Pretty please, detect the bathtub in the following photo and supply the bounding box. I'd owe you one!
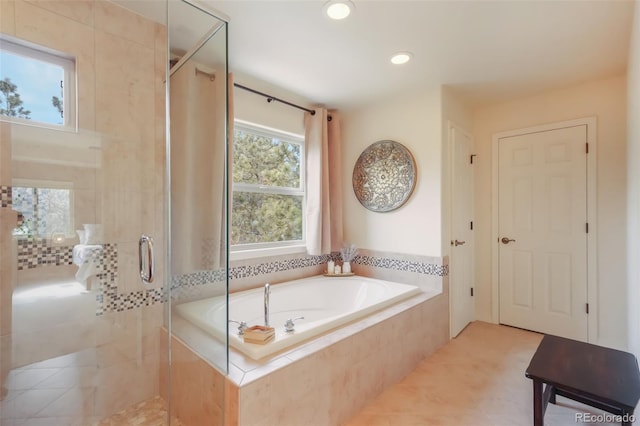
[173,275,422,360]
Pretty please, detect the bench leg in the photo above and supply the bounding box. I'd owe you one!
[548,385,556,405]
[533,380,544,426]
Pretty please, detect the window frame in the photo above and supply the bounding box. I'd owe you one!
[231,119,306,256]
[0,35,77,131]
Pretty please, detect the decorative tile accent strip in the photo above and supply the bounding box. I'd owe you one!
[168,252,448,301]
[171,269,227,290]
[93,251,447,315]
[0,185,11,208]
[229,254,332,280]
[354,254,449,277]
[105,288,166,312]
[17,239,74,270]
[94,243,166,315]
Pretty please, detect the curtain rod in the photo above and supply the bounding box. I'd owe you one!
[233,83,332,121]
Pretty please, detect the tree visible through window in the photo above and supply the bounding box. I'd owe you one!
[232,122,304,247]
[12,184,73,239]
[0,36,75,127]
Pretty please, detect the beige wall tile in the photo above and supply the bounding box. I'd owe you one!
[0,124,11,186]
[15,0,94,59]
[0,209,17,337]
[95,30,154,93]
[169,334,225,425]
[225,378,239,426]
[0,0,16,35]
[24,0,94,26]
[94,0,154,47]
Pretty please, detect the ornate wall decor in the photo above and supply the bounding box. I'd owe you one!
[352,140,417,212]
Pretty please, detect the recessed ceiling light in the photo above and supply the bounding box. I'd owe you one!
[390,52,413,65]
[324,0,354,20]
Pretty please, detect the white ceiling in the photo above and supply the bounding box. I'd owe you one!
[208,0,634,110]
[116,0,635,110]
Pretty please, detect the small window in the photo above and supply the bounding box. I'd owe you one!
[12,179,74,239]
[232,121,305,249]
[0,35,76,129]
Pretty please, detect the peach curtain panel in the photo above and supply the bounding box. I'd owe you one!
[170,62,226,274]
[305,108,344,255]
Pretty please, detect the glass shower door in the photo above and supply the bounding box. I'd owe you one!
[0,0,169,423]
[165,1,229,424]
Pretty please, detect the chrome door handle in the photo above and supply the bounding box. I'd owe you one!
[139,235,154,283]
[501,237,516,244]
[454,240,466,246]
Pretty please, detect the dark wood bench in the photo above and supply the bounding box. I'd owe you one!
[525,334,640,426]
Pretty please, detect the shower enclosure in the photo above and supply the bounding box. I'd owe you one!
[0,0,228,424]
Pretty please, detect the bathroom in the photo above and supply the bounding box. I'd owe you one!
[0,0,638,425]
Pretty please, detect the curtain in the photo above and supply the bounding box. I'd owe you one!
[227,73,234,254]
[170,61,226,274]
[305,108,343,255]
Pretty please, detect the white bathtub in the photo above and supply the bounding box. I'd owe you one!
[173,275,422,360]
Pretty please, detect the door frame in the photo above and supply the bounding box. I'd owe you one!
[490,117,597,343]
[448,120,475,338]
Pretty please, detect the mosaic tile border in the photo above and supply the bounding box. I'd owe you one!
[169,252,448,296]
[0,185,11,208]
[354,254,449,277]
[17,239,74,270]
[229,254,333,280]
[9,226,446,314]
[92,244,166,315]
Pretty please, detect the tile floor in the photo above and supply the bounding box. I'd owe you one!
[3,321,638,425]
[345,321,638,426]
[1,346,163,426]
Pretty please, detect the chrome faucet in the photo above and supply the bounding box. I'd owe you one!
[264,282,270,327]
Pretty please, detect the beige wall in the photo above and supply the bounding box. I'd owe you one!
[627,3,640,358]
[473,75,628,349]
[342,87,443,257]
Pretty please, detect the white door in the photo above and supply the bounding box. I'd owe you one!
[498,125,588,340]
[450,124,475,337]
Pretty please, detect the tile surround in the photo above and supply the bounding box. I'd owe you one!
[168,278,449,426]
[167,250,449,425]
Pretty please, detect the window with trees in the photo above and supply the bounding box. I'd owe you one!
[0,36,76,129]
[232,121,305,250]
[12,179,74,239]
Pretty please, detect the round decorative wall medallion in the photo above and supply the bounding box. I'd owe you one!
[352,140,417,212]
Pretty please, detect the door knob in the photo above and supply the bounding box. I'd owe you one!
[501,237,516,244]
[454,240,466,246]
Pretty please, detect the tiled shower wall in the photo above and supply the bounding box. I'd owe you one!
[0,0,167,419]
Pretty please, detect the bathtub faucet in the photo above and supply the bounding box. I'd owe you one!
[264,282,271,327]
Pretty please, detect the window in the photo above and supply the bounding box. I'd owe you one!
[12,179,74,239]
[232,121,305,250]
[0,35,76,129]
